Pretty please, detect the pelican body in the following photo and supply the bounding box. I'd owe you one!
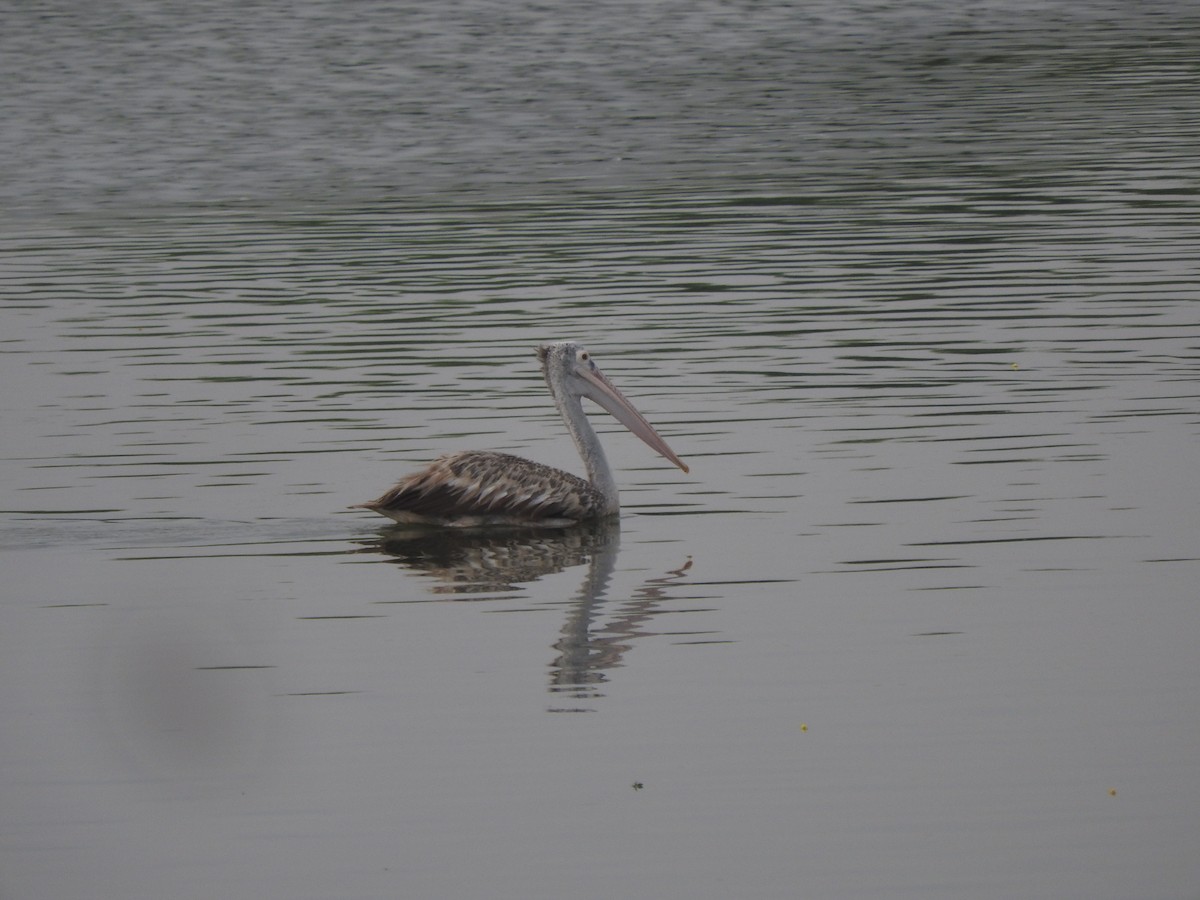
[354,341,688,527]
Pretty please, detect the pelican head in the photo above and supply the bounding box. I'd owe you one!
[537,341,689,473]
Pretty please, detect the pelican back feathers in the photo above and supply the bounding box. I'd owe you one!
[353,450,608,527]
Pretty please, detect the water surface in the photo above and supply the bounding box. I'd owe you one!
[2,2,1199,898]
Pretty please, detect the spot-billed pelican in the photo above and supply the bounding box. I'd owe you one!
[353,341,688,526]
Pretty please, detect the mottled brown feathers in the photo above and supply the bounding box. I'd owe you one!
[353,450,607,526]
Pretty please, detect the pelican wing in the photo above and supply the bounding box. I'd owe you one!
[355,451,604,525]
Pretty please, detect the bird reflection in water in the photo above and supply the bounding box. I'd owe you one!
[360,521,696,707]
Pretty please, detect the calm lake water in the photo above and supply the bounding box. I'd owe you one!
[3,2,1199,898]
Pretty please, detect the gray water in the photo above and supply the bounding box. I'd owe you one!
[3,2,1199,898]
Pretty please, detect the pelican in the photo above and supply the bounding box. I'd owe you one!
[353,341,688,527]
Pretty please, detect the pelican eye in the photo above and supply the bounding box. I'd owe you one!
[579,351,589,362]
